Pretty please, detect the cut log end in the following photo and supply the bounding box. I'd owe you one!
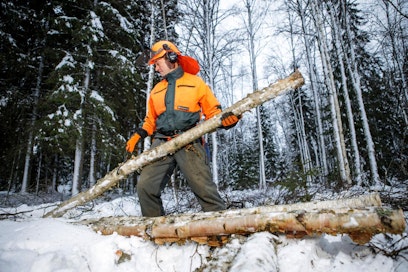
[348,231,375,245]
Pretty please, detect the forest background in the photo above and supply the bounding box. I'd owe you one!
[0,0,407,209]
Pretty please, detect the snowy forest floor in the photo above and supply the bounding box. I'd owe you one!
[0,181,408,272]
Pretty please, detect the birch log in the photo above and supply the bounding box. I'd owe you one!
[43,70,305,218]
[82,194,405,246]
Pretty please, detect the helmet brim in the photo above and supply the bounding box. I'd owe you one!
[148,50,166,65]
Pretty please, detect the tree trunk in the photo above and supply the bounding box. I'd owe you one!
[72,62,91,196]
[245,0,266,190]
[81,193,405,246]
[296,0,328,181]
[72,138,84,196]
[341,2,381,187]
[88,118,97,187]
[286,5,313,186]
[21,54,44,193]
[143,0,156,152]
[35,151,42,195]
[43,70,305,218]
[51,154,58,193]
[311,0,351,185]
[328,2,363,186]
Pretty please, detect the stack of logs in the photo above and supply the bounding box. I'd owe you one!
[81,193,406,246]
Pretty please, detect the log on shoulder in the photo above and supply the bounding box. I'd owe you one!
[81,194,406,246]
[44,70,305,218]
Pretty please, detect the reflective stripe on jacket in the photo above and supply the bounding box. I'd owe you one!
[142,67,222,136]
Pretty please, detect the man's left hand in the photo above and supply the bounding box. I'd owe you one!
[221,112,240,130]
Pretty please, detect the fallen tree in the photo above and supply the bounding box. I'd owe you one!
[81,193,406,246]
[44,70,305,218]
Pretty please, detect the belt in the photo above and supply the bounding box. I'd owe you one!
[154,131,202,144]
[156,129,186,137]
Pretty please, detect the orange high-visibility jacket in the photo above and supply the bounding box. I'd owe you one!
[142,68,222,136]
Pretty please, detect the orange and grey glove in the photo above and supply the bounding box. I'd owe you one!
[221,112,240,130]
[126,128,148,153]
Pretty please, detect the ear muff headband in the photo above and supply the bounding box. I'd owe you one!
[163,44,178,63]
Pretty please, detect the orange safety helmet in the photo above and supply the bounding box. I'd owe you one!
[148,40,200,75]
[148,40,180,65]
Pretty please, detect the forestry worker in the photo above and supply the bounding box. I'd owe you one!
[126,40,240,217]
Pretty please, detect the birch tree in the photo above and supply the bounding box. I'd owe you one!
[285,3,314,187]
[311,0,352,185]
[21,54,45,193]
[339,1,381,186]
[144,0,157,151]
[88,119,97,187]
[293,0,329,182]
[327,2,363,186]
[177,0,236,185]
[241,0,271,190]
[71,62,91,196]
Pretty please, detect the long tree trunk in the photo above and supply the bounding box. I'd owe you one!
[72,138,84,196]
[21,54,44,193]
[290,92,312,187]
[328,2,363,186]
[43,70,305,218]
[72,63,91,196]
[88,118,97,187]
[203,0,220,185]
[311,0,351,185]
[296,0,328,181]
[287,8,313,185]
[341,2,381,187]
[143,0,156,151]
[245,0,266,190]
[82,193,405,246]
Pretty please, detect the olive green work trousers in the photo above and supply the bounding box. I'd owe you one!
[136,138,226,217]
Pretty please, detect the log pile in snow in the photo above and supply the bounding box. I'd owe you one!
[81,193,406,246]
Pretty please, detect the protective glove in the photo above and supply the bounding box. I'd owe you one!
[126,128,148,153]
[221,112,240,130]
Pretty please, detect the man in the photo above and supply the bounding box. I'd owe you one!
[126,40,239,217]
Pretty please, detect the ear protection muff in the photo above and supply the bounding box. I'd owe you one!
[163,44,178,63]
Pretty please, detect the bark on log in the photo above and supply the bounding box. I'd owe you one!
[44,70,305,218]
[81,194,406,246]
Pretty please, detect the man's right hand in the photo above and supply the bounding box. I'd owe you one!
[126,128,148,153]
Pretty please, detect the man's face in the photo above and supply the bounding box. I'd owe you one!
[154,57,175,77]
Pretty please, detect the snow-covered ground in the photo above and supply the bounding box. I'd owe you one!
[0,188,407,272]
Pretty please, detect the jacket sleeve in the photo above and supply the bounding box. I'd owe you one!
[141,93,157,136]
[199,81,222,120]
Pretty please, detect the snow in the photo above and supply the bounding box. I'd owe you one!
[55,54,76,70]
[0,191,407,272]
